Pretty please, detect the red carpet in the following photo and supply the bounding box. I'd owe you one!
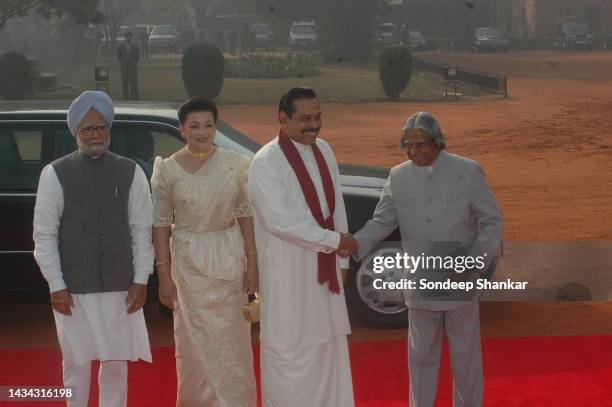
[1,336,611,406]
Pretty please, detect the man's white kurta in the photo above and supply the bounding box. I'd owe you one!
[248,136,354,407]
[33,163,154,366]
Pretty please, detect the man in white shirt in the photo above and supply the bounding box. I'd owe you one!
[33,91,154,407]
[248,87,357,407]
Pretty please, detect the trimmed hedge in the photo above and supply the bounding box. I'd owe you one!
[182,43,224,99]
[379,45,412,100]
[0,52,34,100]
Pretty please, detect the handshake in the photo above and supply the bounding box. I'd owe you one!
[335,233,358,258]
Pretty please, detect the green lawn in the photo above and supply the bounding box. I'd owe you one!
[35,63,494,105]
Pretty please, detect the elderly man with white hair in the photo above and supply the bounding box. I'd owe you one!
[33,91,154,407]
[354,112,504,407]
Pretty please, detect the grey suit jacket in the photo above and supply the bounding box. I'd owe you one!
[354,151,504,311]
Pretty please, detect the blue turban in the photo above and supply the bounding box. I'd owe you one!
[67,91,115,137]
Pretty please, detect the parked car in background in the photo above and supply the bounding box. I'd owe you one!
[250,23,274,48]
[116,25,132,44]
[0,101,408,327]
[133,24,151,38]
[376,22,399,46]
[400,29,427,51]
[554,20,594,51]
[473,27,509,53]
[289,20,318,48]
[149,24,179,53]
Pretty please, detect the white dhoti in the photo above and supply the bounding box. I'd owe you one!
[53,292,152,407]
[261,335,355,407]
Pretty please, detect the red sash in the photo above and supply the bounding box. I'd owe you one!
[278,129,340,294]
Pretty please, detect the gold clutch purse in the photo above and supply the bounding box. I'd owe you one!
[242,294,260,323]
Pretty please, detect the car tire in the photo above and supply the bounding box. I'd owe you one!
[345,244,408,328]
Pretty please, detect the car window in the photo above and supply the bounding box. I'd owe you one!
[49,122,255,179]
[409,31,423,39]
[152,26,175,35]
[53,127,77,159]
[477,28,501,36]
[292,25,315,34]
[253,25,271,33]
[50,123,183,180]
[214,131,255,157]
[151,130,184,158]
[0,125,43,191]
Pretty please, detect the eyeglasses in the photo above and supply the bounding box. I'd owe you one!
[401,141,433,150]
[78,124,109,137]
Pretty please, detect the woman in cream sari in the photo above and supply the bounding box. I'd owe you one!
[151,96,257,406]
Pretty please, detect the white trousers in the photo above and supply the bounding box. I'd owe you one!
[408,301,483,407]
[63,360,128,407]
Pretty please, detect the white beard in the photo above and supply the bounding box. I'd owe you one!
[78,137,111,158]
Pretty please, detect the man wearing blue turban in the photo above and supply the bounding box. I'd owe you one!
[33,91,154,407]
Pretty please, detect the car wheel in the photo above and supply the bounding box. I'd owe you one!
[345,243,408,328]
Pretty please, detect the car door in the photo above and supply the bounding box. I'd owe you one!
[0,120,59,300]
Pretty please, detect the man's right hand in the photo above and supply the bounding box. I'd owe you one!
[335,233,358,258]
[51,289,74,316]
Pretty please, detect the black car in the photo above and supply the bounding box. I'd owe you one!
[473,27,509,53]
[0,101,406,327]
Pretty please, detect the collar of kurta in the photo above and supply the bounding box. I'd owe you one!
[277,129,340,294]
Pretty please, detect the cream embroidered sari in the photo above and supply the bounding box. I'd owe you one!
[152,148,256,407]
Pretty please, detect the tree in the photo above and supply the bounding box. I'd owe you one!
[0,0,104,30]
[255,0,388,62]
[99,0,141,52]
[325,0,388,62]
[141,0,192,18]
[187,0,214,34]
[0,1,38,31]
[255,0,324,19]
[37,0,105,25]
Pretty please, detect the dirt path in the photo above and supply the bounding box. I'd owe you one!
[219,51,612,241]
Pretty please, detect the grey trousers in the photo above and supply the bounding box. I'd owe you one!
[408,302,483,407]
